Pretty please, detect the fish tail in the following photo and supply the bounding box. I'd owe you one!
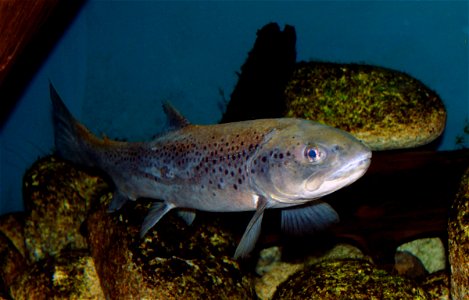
[50,83,98,167]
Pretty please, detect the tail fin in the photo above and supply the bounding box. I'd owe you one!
[50,83,95,166]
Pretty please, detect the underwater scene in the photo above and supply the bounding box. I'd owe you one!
[0,1,468,299]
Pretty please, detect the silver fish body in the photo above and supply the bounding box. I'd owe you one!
[50,84,371,258]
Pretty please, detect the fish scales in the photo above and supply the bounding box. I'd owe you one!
[50,83,372,258]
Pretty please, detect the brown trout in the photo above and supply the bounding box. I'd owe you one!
[50,84,371,258]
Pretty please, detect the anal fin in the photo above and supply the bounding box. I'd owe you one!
[177,210,196,225]
[281,201,339,236]
[140,202,175,238]
[234,196,268,259]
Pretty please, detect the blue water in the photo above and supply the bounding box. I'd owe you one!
[1,1,468,214]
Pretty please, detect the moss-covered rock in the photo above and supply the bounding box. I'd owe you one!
[285,62,446,150]
[0,213,26,259]
[273,259,429,299]
[8,250,104,300]
[396,237,446,276]
[0,232,27,295]
[254,244,371,300]
[421,271,450,300]
[22,156,108,262]
[85,194,254,299]
[448,167,469,300]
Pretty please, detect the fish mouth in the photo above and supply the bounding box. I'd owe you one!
[328,152,371,180]
[305,152,372,195]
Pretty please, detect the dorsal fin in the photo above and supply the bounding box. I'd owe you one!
[162,101,191,130]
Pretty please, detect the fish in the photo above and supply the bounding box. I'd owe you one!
[50,83,372,258]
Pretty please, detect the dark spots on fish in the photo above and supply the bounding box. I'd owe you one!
[230,171,235,177]
[261,156,267,163]
[224,169,229,175]
[331,144,342,153]
[233,184,238,190]
[238,178,242,184]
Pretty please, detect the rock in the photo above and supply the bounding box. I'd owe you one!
[421,271,450,300]
[255,261,303,300]
[285,62,446,150]
[273,259,429,299]
[396,237,446,276]
[0,232,27,294]
[8,250,104,299]
[448,167,469,300]
[304,243,368,266]
[0,212,26,258]
[22,155,108,262]
[394,251,428,279]
[255,247,302,300]
[85,194,254,299]
[254,243,369,300]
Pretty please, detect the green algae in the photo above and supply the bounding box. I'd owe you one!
[285,62,445,133]
[273,259,429,299]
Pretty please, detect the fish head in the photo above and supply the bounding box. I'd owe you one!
[249,119,371,204]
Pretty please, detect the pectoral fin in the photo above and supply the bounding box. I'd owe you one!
[234,196,268,259]
[140,202,175,238]
[281,201,339,236]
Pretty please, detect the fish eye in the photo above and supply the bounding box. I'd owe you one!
[304,146,323,163]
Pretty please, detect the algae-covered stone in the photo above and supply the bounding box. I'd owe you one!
[85,194,254,299]
[394,251,428,279]
[285,62,446,150]
[421,271,450,300]
[0,212,26,258]
[396,237,446,275]
[448,167,469,300]
[255,247,303,300]
[22,155,109,262]
[0,232,27,294]
[254,244,370,300]
[9,250,104,300]
[273,259,429,299]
